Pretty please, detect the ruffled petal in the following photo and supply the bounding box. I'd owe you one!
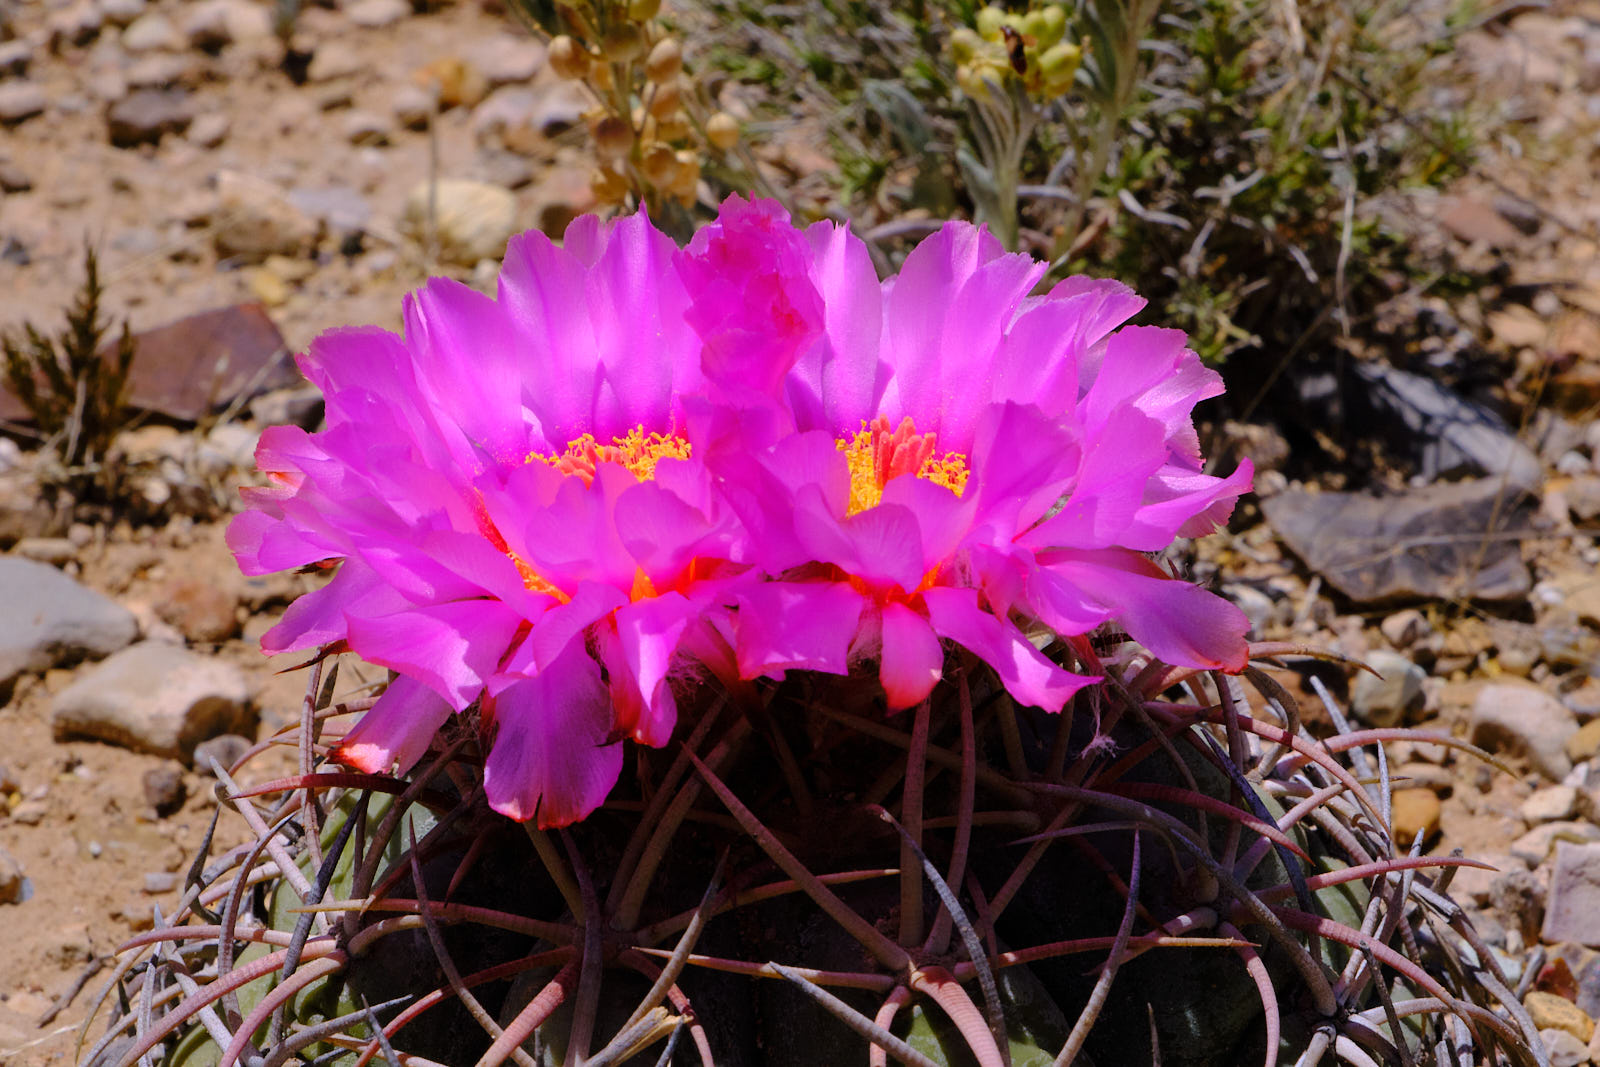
[483,646,624,826]
[259,557,410,654]
[608,593,693,747]
[344,598,524,710]
[878,601,944,710]
[921,586,1096,712]
[734,581,866,679]
[1039,548,1250,672]
[332,674,453,775]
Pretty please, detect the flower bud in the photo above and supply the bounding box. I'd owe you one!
[1038,5,1067,46]
[669,150,700,204]
[655,115,689,141]
[590,166,628,204]
[548,35,589,79]
[705,111,739,150]
[645,37,682,82]
[949,27,982,63]
[975,5,1004,39]
[641,144,679,186]
[647,77,681,117]
[591,60,614,91]
[1021,9,1047,41]
[601,24,646,63]
[627,0,660,19]
[1037,41,1081,89]
[593,115,633,161]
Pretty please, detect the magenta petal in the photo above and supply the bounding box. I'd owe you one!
[610,594,692,747]
[794,497,928,595]
[333,674,453,775]
[483,647,624,827]
[735,581,865,679]
[921,586,1095,712]
[260,558,410,654]
[1041,548,1250,672]
[344,599,524,710]
[878,601,944,710]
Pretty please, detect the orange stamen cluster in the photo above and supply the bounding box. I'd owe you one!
[536,427,692,487]
[838,416,971,515]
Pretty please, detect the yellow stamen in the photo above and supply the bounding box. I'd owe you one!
[838,416,971,516]
[535,426,692,487]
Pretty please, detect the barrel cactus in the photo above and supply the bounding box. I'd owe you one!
[86,199,1534,1067]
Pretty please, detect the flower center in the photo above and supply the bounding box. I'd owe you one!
[838,416,970,516]
[535,427,692,487]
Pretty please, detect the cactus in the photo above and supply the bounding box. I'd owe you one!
[84,640,1536,1067]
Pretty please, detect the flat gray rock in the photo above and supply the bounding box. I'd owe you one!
[1262,478,1534,605]
[1542,842,1600,948]
[51,641,254,762]
[1472,682,1578,782]
[0,558,138,688]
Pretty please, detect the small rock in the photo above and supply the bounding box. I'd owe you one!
[342,109,391,145]
[107,88,193,147]
[0,763,17,794]
[12,537,79,565]
[402,178,517,267]
[98,0,147,26]
[193,733,253,775]
[48,2,103,47]
[11,801,46,825]
[247,266,289,307]
[141,764,185,816]
[0,82,47,125]
[186,111,229,148]
[1392,761,1453,793]
[1568,719,1600,763]
[142,871,178,894]
[0,844,22,905]
[248,385,324,428]
[390,83,434,129]
[471,86,540,151]
[466,33,545,85]
[1380,608,1430,650]
[0,158,24,194]
[345,0,409,27]
[213,170,317,259]
[1542,1027,1588,1067]
[1488,305,1548,349]
[1350,650,1426,727]
[1472,683,1579,781]
[532,81,588,136]
[1438,195,1527,248]
[1450,851,1523,907]
[1524,786,1583,824]
[156,578,239,642]
[47,923,91,967]
[1390,787,1441,847]
[1527,990,1597,1043]
[1512,821,1600,866]
[306,41,365,82]
[0,558,139,690]
[126,53,200,90]
[0,41,33,77]
[182,0,272,48]
[286,184,372,240]
[1545,843,1600,948]
[120,12,182,51]
[51,642,255,762]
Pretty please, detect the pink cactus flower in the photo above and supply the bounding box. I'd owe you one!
[681,197,1253,711]
[229,213,747,827]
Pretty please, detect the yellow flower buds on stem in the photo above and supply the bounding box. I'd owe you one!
[705,111,739,151]
[593,114,633,161]
[549,35,589,79]
[645,38,682,82]
[601,24,645,63]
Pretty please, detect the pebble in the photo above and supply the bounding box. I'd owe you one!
[0,844,23,905]
[0,40,32,77]
[286,184,372,241]
[155,578,239,643]
[1527,990,1598,1043]
[1350,650,1426,727]
[401,178,517,267]
[466,33,545,85]
[390,83,434,129]
[50,641,255,763]
[182,0,272,49]
[0,558,139,690]
[1392,761,1453,793]
[0,763,17,794]
[471,86,541,152]
[1512,821,1600,865]
[531,80,589,136]
[48,2,103,47]
[12,537,79,565]
[1568,719,1600,763]
[107,88,193,146]
[11,801,46,825]
[0,82,47,124]
[120,12,183,52]
[1545,842,1600,947]
[1451,851,1524,906]
[306,41,365,82]
[1543,1027,1589,1067]
[98,0,147,26]
[142,871,178,894]
[186,111,230,148]
[1472,682,1579,781]
[125,54,199,90]
[213,169,317,259]
[1380,608,1431,649]
[141,764,185,816]
[248,384,324,429]
[1390,787,1442,847]
[1524,785,1584,824]
[193,733,253,775]
[345,0,409,28]
[342,109,392,145]
[413,56,486,109]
